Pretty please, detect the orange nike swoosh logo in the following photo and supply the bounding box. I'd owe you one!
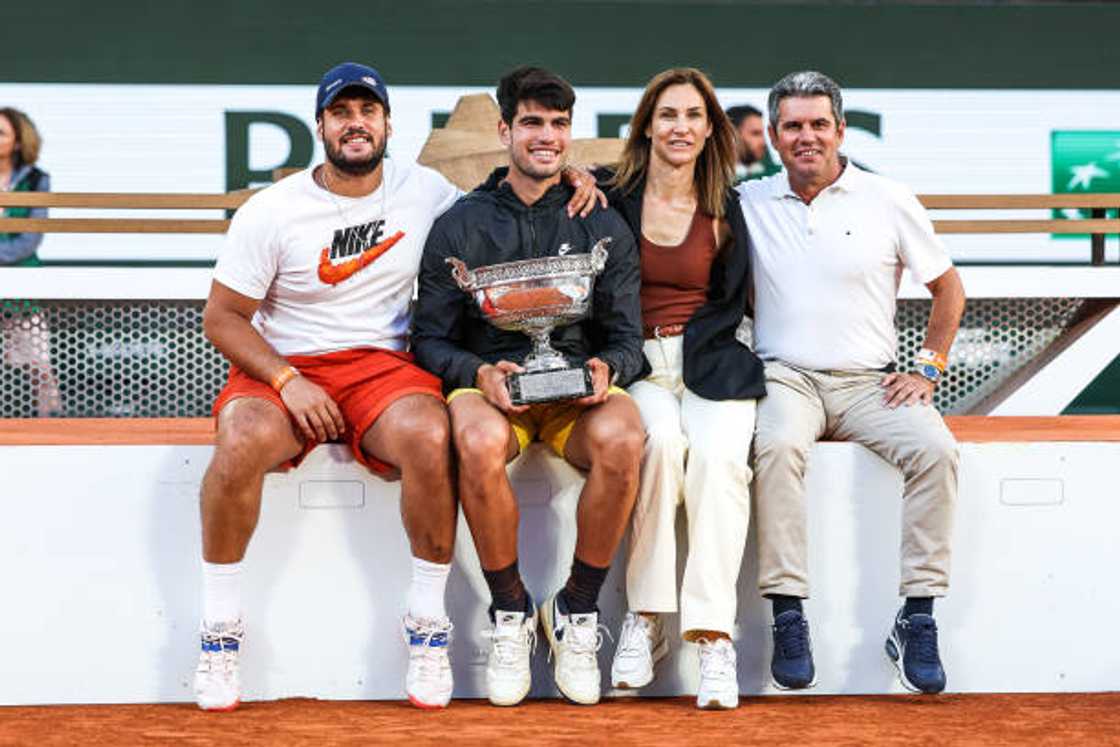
[317,230,406,285]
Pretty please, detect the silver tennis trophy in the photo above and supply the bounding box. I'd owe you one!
[447,237,611,405]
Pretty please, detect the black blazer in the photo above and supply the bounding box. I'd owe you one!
[602,172,766,401]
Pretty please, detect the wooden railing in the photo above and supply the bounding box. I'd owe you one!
[921,193,1120,265]
[1,192,1118,263]
[0,191,249,234]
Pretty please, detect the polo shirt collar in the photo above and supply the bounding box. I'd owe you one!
[829,157,860,192]
[772,156,859,200]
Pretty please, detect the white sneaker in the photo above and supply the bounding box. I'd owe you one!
[194,619,244,711]
[539,594,605,705]
[481,607,536,706]
[403,615,454,709]
[611,612,668,689]
[696,637,739,710]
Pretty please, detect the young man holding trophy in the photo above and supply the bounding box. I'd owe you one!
[412,66,645,707]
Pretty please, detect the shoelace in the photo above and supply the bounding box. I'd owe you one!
[773,616,810,658]
[697,639,736,680]
[404,619,454,648]
[482,622,536,667]
[403,619,454,677]
[617,613,655,658]
[905,618,940,664]
[554,619,610,668]
[199,629,243,675]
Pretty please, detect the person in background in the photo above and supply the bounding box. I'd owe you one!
[603,69,766,710]
[725,104,781,184]
[0,107,60,417]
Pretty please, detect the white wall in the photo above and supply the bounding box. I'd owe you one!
[0,438,1116,705]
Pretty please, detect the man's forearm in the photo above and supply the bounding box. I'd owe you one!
[203,310,290,384]
[921,268,966,357]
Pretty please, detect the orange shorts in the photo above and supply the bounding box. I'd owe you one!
[212,347,444,475]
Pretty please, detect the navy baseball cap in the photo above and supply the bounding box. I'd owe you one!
[315,62,390,120]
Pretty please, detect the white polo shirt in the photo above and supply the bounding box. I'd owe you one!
[737,163,951,371]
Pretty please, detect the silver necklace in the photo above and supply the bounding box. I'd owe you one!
[317,163,389,227]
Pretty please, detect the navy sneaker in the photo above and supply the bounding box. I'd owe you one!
[885,609,946,694]
[770,610,816,689]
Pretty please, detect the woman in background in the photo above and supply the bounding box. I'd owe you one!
[602,68,765,709]
[1,107,60,416]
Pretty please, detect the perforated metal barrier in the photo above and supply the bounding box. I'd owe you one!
[0,298,1088,418]
[1,301,224,418]
[896,297,1084,413]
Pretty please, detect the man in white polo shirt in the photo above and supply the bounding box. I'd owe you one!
[739,70,966,695]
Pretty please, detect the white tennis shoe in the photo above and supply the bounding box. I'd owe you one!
[540,593,605,705]
[696,637,739,710]
[403,615,454,709]
[482,607,536,706]
[194,619,244,712]
[611,611,668,689]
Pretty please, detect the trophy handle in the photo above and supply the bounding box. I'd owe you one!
[446,257,477,290]
[590,237,611,273]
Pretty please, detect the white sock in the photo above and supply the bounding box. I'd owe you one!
[202,560,242,626]
[406,556,451,621]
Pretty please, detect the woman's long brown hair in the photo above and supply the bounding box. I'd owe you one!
[609,67,736,218]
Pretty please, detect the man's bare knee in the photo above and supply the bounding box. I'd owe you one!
[212,400,297,480]
[585,412,644,471]
[455,417,511,467]
[387,398,452,469]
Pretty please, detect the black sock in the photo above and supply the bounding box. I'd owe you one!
[483,560,527,614]
[767,594,804,619]
[903,597,934,618]
[562,557,609,614]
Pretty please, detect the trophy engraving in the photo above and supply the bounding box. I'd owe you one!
[447,238,611,405]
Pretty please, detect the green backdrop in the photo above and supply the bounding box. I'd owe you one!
[5,1,1119,89]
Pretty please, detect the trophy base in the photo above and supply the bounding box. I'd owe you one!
[507,365,594,405]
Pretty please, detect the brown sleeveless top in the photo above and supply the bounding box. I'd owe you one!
[639,209,717,337]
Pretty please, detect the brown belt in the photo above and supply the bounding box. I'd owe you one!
[644,323,686,339]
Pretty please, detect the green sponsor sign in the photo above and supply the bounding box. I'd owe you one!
[1051,131,1120,235]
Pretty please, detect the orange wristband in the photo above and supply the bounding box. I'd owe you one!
[270,365,299,392]
[915,348,948,372]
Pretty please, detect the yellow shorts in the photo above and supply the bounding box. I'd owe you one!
[447,386,628,457]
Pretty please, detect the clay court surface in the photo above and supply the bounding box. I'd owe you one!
[1,693,1117,746]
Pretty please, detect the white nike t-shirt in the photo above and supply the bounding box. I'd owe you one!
[213,161,460,356]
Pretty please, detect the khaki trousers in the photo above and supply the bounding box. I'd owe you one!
[625,336,757,635]
[753,360,959,599]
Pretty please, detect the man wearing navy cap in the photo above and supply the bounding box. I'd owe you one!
[195,60,462,711]
[193,61,605,713]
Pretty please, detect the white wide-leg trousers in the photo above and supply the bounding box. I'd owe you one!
[625,335,756,636]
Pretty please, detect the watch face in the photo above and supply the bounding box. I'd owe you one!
[918,363,941,382]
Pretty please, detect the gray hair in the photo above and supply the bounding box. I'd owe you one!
[767,70,844,126]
